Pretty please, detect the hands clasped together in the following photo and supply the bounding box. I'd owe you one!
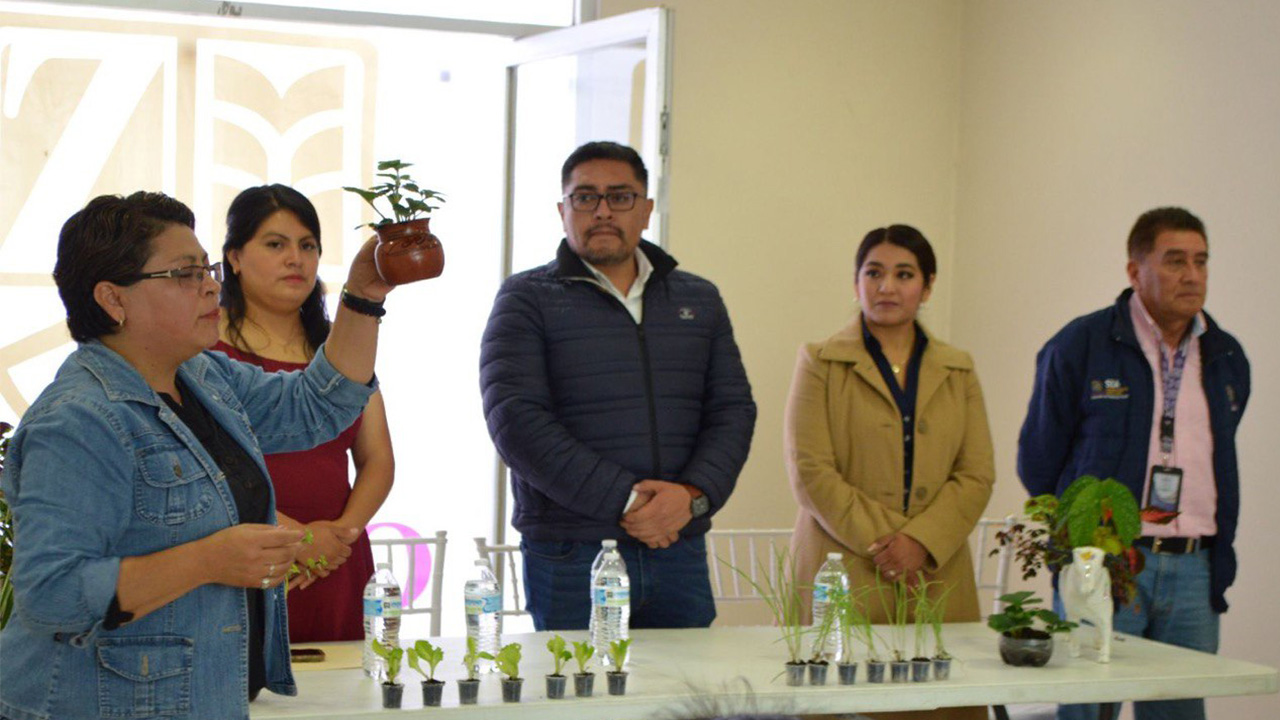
[620,479,695,549]
[867,532,930,587]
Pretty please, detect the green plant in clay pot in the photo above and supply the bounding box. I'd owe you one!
[343,159,446,285]
[406,639,445,706]
[369,639,404,708]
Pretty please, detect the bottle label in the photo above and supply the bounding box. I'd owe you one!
[364,597,402,617]
[813,582,832,604]
[593,587,630,607]
[465,593,502,615]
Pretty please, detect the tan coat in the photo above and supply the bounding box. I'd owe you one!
[786,320,994,720]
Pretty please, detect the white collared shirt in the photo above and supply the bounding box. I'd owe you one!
[583,248,652,324]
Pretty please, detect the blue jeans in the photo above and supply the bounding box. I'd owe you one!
[521,535,716,630]
[1056,547,1220,720]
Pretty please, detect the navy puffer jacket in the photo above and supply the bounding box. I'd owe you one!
[480,240,756,542]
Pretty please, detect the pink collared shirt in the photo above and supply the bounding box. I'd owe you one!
[1130,293,1216,537]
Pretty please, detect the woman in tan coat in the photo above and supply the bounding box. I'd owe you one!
[787,225,993,720]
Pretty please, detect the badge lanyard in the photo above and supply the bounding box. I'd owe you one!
[1157,337,1190,465]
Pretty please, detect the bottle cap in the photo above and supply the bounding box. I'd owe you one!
[602,539,617,549]
[827,552,843,560]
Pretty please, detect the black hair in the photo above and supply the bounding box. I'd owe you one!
[1127,207,1206,260]
[220,184,329,355]
[855,224,937,288]
[54,192,196,342]
[561,141,648,190]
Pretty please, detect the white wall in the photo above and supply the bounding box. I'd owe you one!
[954,2,1280,715]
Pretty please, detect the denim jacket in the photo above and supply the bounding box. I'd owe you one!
[0,341,374,720]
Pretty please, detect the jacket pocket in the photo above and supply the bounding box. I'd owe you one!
[96,636,194,718]
[135,444,215,526]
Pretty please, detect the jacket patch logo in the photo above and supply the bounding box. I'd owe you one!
[1090,378,1129,400]
[678,307,696,320]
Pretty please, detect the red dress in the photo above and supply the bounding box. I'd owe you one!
[215,341,375,642]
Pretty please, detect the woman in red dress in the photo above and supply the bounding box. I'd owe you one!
[216,185,394,642]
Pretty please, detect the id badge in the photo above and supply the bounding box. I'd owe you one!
[1146,465,1183,513]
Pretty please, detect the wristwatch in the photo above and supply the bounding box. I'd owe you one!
[690,494,710,519]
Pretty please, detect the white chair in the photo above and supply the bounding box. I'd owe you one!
[973,515,1016,617]
[472,536,530,618]
[369,530,448,637]
[704,528,792,602]
[975,517,1055,720]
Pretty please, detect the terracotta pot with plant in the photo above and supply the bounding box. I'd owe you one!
[344,160,445,285]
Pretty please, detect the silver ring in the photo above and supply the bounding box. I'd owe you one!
[267,563,276,576]
[260,577,271,589]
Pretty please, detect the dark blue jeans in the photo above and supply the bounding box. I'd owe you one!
[521,535,716,630]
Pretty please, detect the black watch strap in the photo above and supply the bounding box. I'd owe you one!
[341,285,386,318]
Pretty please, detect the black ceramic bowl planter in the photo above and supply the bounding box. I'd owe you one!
[546,673,567,699]
[457,678,480,704]
[381,682,404,709]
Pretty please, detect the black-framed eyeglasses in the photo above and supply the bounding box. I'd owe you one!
[563,191,641,212]
[122,262,223,289]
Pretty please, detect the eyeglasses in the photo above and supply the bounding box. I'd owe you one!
[563,191,641,212]
[122,262,223,289]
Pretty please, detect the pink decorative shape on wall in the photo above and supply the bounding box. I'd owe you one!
[366,523,431,605]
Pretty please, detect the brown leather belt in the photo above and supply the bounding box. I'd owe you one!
[1135,536,1215,554]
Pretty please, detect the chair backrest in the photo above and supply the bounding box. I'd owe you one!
[472,537,530,618]
[369,530,448,636]
[704,528,792,602]
[973,516,1015,617]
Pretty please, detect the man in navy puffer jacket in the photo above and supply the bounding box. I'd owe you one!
[480,141,756,630]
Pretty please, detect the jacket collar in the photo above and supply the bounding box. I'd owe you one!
[1111,287,1231,362]
[551,238,678,285]
[817,315,972,410]
[75,340,211,406]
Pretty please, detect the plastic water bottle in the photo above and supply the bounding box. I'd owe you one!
[362,563,402,679]
[589,539,631,670]
[812,552,849,662]
[464,559,502,672]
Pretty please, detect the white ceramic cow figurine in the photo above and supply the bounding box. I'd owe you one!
[1061,546,1113,663]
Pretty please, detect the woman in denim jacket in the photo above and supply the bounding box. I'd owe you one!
[0,192,393,720]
